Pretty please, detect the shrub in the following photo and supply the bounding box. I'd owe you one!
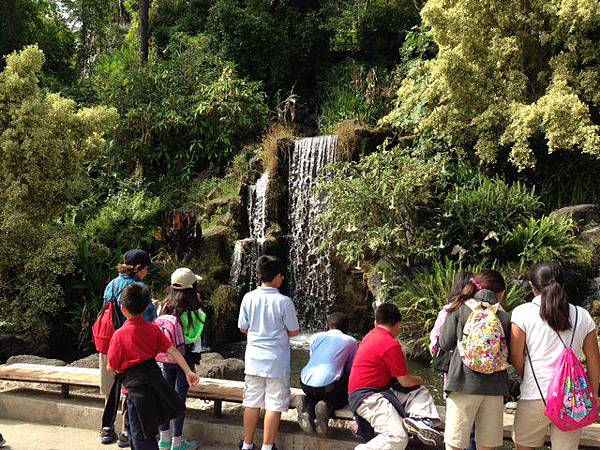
[442,173,542,264]
[92,34,269,180]
[319,145,447,268]
[262,124,295,177]
[503,216,587,271]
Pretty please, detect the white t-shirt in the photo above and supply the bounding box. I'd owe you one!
[511,296,596,400]
[237,287,300,379]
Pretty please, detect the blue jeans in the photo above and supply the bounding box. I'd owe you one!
[126,397,159,450]
[158,353,197,437]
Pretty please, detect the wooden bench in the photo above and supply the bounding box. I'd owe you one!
[3,364,600,447]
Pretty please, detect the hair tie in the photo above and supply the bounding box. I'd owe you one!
[471,278,483,291]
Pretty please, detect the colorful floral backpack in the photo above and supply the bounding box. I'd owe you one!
[155,314,186,364]
[458,299,509,374]
[527,307,598,431]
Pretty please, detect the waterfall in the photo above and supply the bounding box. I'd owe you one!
[248,172,269,240]
[287,135,338,329]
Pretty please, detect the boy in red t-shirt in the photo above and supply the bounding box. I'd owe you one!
[107,283,199,450]
[348,303,443,450]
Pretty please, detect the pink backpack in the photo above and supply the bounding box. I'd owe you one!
[528,307,598,431]
[155,314,186,364]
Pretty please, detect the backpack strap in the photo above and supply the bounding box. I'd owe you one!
[525,343,546,407]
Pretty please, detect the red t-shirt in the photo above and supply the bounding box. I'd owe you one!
[108,315,172,373]
[348,326,408,393]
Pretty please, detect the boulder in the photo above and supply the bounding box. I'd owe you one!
[6,355,66,366]
[550,204,600,228]
[200,352,224,363]
[202,226,234,255]
[196,357,245,381]
[69,353,99,368]
[0,335,29,363]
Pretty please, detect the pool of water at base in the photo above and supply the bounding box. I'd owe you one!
[213,337,445,405]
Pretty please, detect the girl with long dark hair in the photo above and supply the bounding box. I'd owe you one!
[511,262,600,450]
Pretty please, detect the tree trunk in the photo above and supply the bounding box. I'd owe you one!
[138,0,149,65]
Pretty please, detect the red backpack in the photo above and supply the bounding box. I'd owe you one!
[92,298,123,354]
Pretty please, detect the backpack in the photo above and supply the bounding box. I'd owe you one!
[155,314,186,364]
[527,307,598,431]
[457,299,508,374]
[92,297,122,354]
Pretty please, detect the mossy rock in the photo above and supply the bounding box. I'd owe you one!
[335,120,392,161]
[207,284,241,346]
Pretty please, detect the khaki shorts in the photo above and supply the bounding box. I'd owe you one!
[445,392,504,448]
[99,353,115,396]
[513,399,582,450]
[242,374,291,413]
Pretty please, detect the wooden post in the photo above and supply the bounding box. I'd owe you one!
[61,384,70,398]
[213,400,222,417]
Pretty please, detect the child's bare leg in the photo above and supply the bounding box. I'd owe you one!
[243,407,261,444]
[263,411,281,445]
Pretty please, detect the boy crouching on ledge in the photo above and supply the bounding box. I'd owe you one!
[105,283,199,450]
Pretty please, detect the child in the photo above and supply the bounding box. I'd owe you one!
[299,312,357,436]
[510,262,600,450]
[157,268,206,450]
[100,249,158,447]
[348,303,443,450]
[237,255,300,450]
[107,282,199,450]
[439,270,511,450]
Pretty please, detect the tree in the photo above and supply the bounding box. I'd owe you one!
[383,0,600,170]
[139,0,149,64]
[0,46,117,345]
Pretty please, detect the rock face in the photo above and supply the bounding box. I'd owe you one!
[551,204,600,246]
[6,355,66,366]
[196,354,245,381]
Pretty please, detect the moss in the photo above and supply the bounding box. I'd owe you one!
[208,284,239,345]
[335,119,391,161]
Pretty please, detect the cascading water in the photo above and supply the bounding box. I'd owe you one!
[247,172,270,240]
[287,135,338,329]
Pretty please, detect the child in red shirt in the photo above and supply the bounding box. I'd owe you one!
[107,283,199,450]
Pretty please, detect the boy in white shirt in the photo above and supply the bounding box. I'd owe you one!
[238,255,300,450]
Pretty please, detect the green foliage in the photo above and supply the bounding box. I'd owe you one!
[0,46,117,346]
[384,0,600,170]
[324,0,420,64]
[206,0,326,96]
[92,34,269,180]
[319,60,398,132]
[442,172,542,263]
[319,145,447,267]
[84,188,167,254]
[0,0,76,87]
[503,216,587,271]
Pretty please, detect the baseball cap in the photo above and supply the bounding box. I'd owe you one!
[171,268,203,290]
[124,249,152,268]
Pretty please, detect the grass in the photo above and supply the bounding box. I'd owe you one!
[261,123,296,176]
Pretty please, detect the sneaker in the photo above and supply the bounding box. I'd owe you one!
[158,439,171,450]
[314,400,333,437]
[297,397,315,435]
[172,438,197,450]
[238,440,256,450]
[0,433,5,447]
[402,417,444,447]
[117,431,130,448]
[100,426,118,445]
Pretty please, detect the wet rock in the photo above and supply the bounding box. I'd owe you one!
[0,335,29,363]
[202,226,234,255]
[197,357,245,381]
[69,353,99,368]
[550,204,600,228]
[6,355,66,366]
[209,285,241,346]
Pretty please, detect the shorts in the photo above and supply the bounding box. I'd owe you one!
[242,374,291,413]
[99,353,115,396]
[444,392,504,448]
[512,399,582,450]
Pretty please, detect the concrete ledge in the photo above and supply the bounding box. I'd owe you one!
[0,388,357,450]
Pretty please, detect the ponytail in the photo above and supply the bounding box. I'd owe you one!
[530,262,571,332]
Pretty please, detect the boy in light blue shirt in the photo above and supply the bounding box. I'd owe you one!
[299,312,357,436]
[238,255,300,450]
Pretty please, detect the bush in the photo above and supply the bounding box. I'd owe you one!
[319,145,447,267]
[92,34,269,180]
[318,60,398,133]
[262,124,295,176]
